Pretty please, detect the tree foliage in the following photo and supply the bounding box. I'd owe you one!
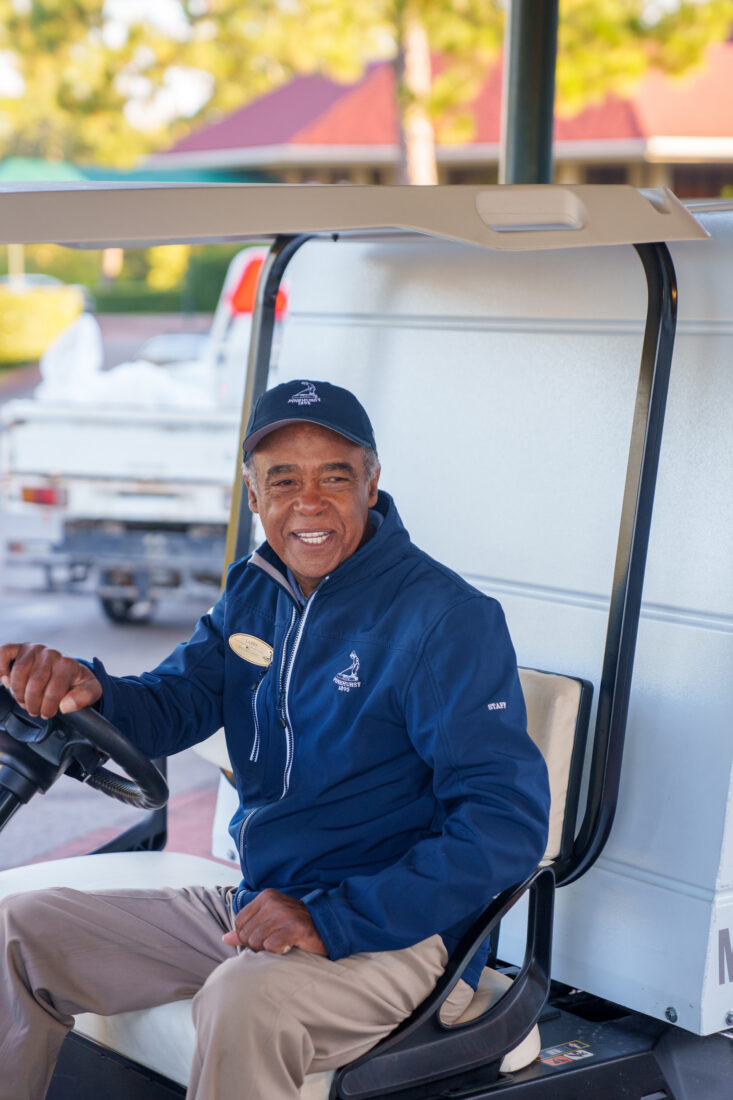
[556,0,733,115]
[0,0,155,163]
[176,0,733,180]
[0,0,731,176]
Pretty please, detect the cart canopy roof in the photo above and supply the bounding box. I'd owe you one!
[0,182,708,252]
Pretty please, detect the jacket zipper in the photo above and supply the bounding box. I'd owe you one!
[237,807,258,895]
[238,602,298,883]
[249,668,269,763]
[237,583,326,889]
[279,592,319,795]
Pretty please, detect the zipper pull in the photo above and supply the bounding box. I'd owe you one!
[251,666,268,692]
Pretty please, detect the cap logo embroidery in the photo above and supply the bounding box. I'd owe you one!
[288,381,321,406]
[334,650,361,692]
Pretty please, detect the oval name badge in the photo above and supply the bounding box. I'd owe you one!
[228,633,273,668]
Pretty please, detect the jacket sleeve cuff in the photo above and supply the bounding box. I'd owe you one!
[304,893,352,961]
[76,656,118,726]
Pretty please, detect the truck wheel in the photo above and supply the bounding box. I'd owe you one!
[100,597,156,624]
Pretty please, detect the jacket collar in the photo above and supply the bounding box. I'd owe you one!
[248,491,409,599]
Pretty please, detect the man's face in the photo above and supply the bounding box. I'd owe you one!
[244,422,380,596]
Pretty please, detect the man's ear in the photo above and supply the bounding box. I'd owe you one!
[367,466,381,508]
[243,474,259,514]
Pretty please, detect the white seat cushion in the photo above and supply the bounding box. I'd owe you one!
[518,668,583,861]
[76,965,539,1092]
[0,851,240,897]
[0,854,539,1094]
[191,726,231,772]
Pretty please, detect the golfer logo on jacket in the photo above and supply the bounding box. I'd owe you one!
[334,651,361,692]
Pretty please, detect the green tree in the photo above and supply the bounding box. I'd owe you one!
[172,0,504,183]
[0,0,154,163]
[173,0,733,183]
[0,0,732,180]
[556,0,733,115]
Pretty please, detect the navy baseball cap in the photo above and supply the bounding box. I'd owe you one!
[242,380,377,459]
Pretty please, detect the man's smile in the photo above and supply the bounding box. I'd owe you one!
[292,530,332,546]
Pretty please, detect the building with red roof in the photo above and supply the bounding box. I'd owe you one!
[148,42,733,197]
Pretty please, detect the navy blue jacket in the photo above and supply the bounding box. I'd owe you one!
[90,491,550,987]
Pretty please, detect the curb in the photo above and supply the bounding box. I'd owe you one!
[0,362,40,396]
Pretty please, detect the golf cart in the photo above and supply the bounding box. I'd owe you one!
[0,182,731,1099]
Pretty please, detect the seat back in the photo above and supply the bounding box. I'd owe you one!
[518,668,592,864]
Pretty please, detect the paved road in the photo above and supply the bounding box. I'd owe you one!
[0,588,221,870]
[0,314,221,870]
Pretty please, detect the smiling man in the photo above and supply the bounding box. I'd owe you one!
[0,380,550,1100]
[242,392,381,598]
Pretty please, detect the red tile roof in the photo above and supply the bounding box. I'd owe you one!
[161,41,733,157]
[171,73,351,153]
[635,43,733,136]
[295,64,398,145]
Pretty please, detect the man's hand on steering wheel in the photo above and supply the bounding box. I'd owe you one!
[0,643,102,721]
[0,643,167,813]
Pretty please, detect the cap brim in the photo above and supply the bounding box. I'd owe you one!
[243,417,371,456]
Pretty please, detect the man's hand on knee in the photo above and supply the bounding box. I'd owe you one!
[223,889,327,956]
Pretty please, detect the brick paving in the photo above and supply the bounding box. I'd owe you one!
[0,361,40,395]
[31,781,234,868]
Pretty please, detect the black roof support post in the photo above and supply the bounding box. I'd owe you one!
[499,0,559,184]
[222,234,312,576]
[557,242,679,885]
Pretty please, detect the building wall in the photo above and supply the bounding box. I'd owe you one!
[266,157,733,197]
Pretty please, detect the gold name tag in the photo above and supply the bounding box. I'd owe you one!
[228,633,273,667]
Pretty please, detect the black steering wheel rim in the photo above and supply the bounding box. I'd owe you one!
[0,685,168,811]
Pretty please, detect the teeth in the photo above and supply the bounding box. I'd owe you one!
[295,531,329,545]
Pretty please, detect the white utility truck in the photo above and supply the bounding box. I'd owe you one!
[0,247,282,622]
[0,181,732,1100]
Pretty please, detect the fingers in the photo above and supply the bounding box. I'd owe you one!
[16,649,56,717]
[222,924,292,954]
[2,643,46,710]
[228,891,283,951]
[0,643,21,685]
[0,643,102,719]
[262,931,294,955]
[224,889,326,956]
[58,678,103,715]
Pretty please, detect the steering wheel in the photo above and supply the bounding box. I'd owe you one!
[0,684,168,828]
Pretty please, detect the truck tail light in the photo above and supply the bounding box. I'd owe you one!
[228,257,288,319]
[21,486,67,506]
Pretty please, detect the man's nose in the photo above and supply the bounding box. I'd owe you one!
[294,486,325,512]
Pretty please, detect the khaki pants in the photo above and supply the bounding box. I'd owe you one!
[0,885,472,1100]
